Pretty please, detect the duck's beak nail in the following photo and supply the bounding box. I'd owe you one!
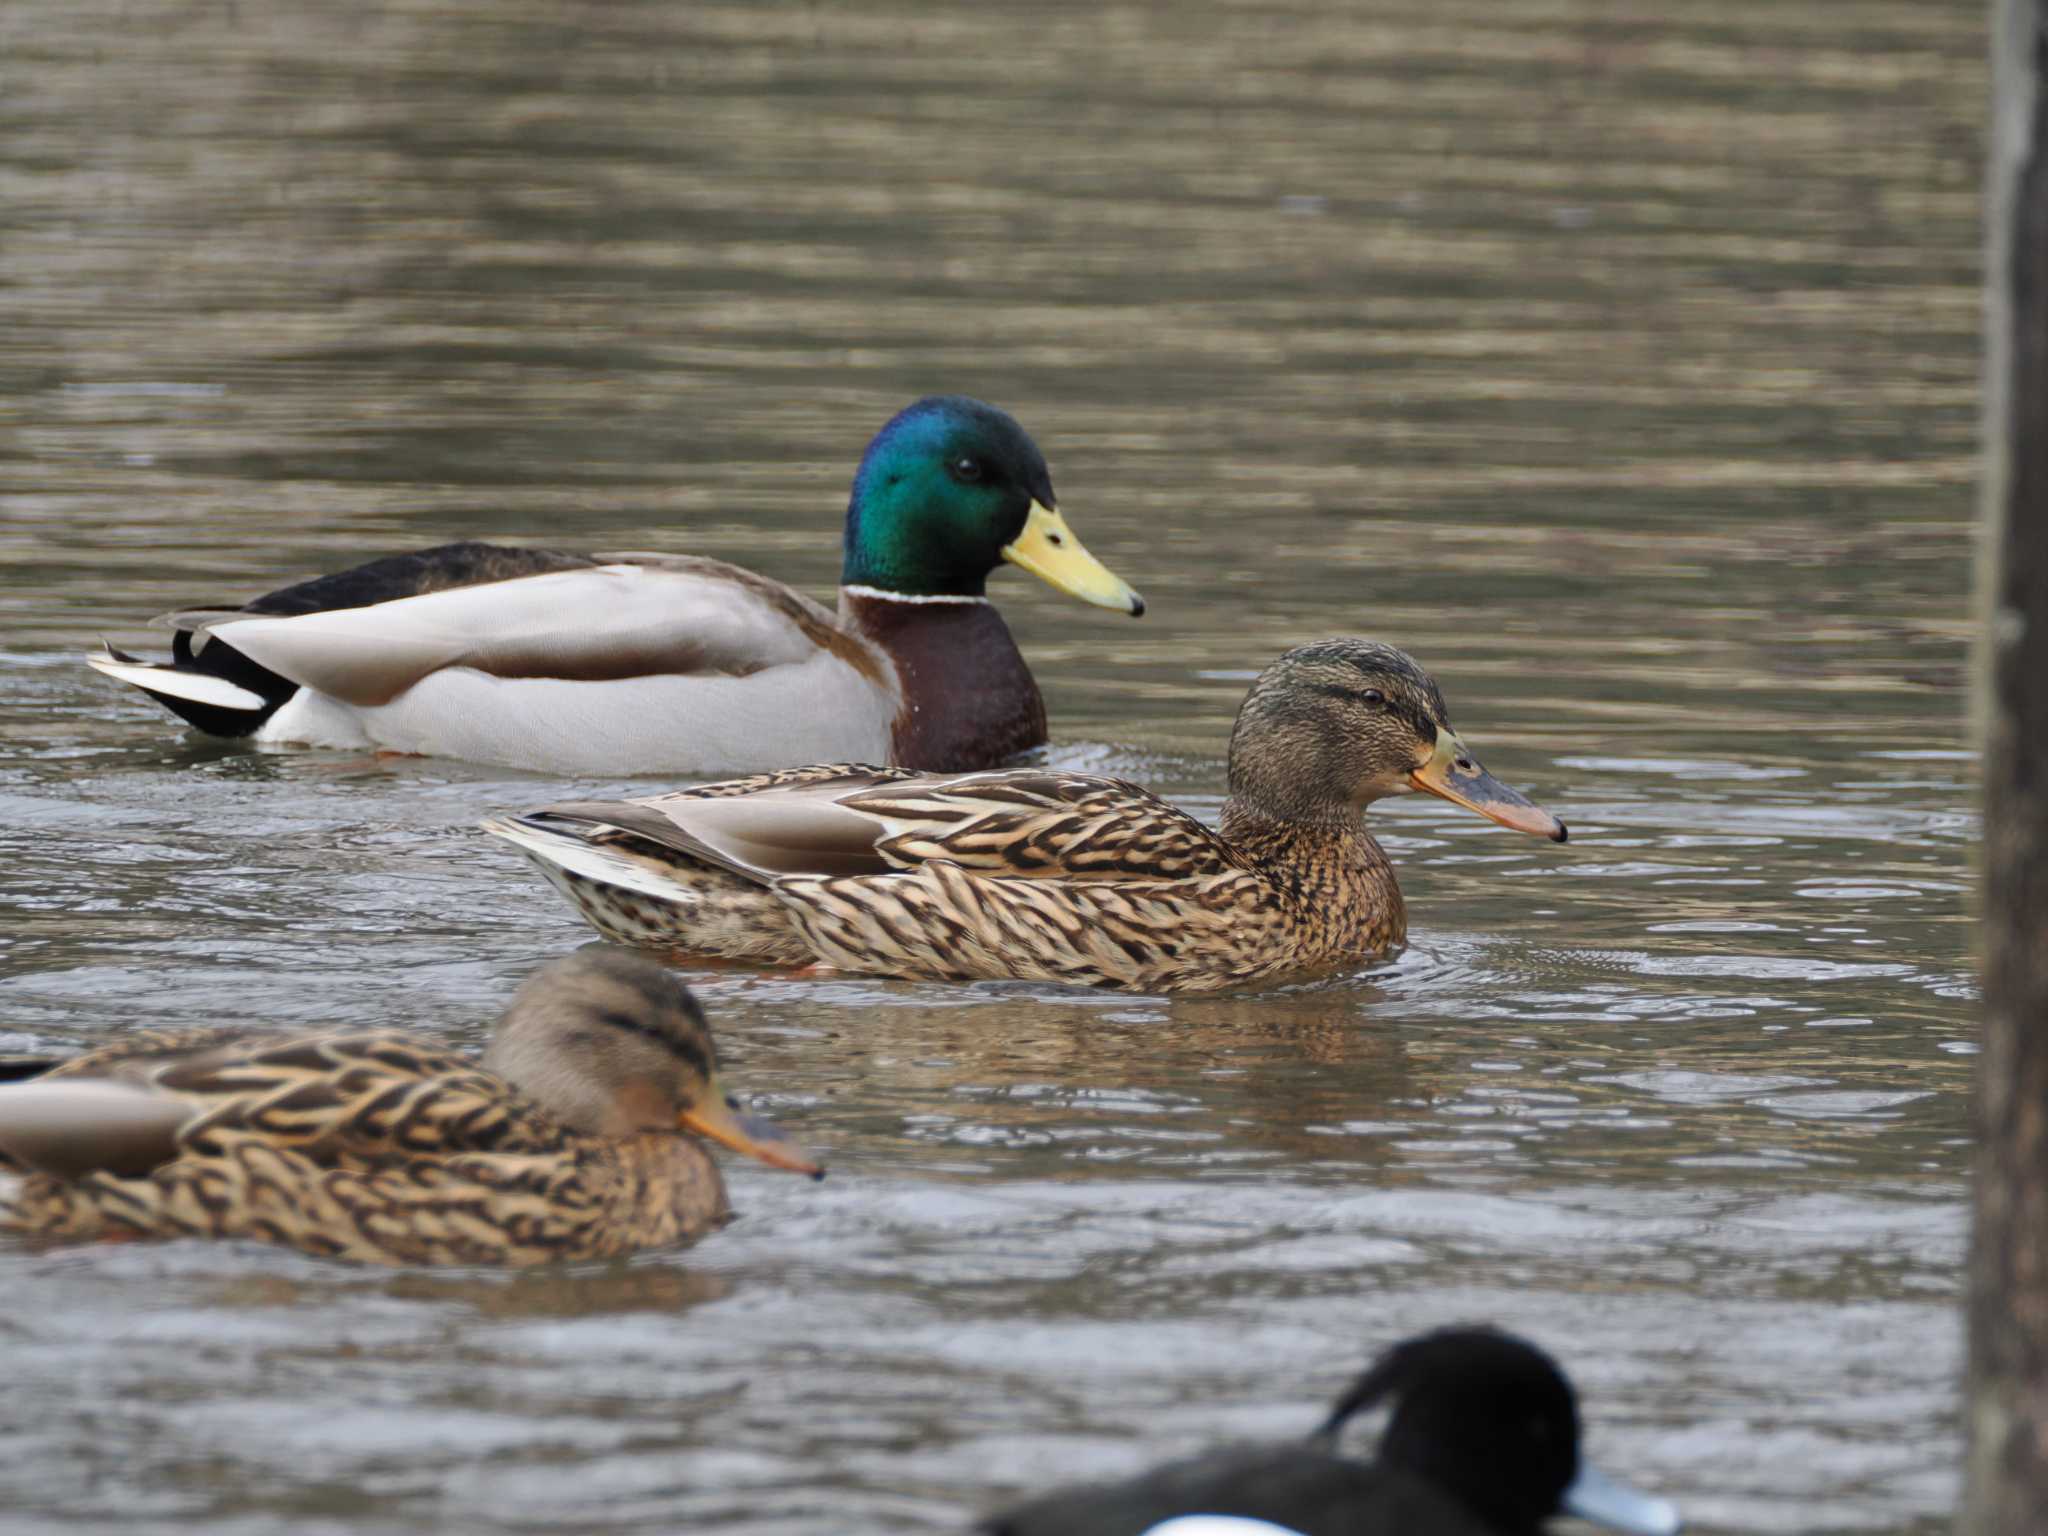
[1001,500,1144,616]
[679,1093,824,1178]
[1408,735,1566,841]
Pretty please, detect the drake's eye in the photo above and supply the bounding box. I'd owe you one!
[1361,689,1385,706]
[951,456,983,483]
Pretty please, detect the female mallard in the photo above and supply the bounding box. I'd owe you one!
[482,640,1567,993]
[0,947,821,1267]
[982,1327,1681,1536]
[86,396,1142,775]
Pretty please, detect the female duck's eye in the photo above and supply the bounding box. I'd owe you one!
[1361,689,1385,706]
[951,456,983,483]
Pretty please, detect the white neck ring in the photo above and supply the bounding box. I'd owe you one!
[841,583,991,606]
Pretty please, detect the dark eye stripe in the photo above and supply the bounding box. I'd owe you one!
[1305,684,1440,744]
[596,1009,713,1080]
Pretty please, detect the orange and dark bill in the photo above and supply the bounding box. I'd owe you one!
[1410,734,1567,842]
[681,1093,825,1180]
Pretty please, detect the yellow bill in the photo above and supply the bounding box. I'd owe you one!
[1410,733,1568,842]
[1001,501,1145,616]
[681,1090,825,1179]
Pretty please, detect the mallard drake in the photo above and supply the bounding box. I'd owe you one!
[481,639,1567,993]
[0,947,821,1267]
[86,396,1142,775]
[982,1327,1682,1536]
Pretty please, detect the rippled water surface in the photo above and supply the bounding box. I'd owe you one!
[0,2,1981,1532]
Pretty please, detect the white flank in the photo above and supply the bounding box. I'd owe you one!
[333,658,891,773]
[211,565,832,707]
[86,652,267,712]
[478,817,694,905]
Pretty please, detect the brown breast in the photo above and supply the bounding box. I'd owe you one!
[841,591,1049,771]
[1221,806,1409,962]
[584,1132,731,1252]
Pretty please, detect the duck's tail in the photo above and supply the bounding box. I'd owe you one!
[86,630,296,738]
[480,813,815,965]
[0,1056,62,1084]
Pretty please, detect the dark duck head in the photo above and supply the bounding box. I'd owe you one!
[841,395,1143,614]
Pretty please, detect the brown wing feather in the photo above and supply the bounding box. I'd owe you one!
[36,1025,290,1081]
[641,762,917,801]
[13,1029,567,1173]
[838,772,1251,882]
[534,765,921,884]
[560,766,1243,887]
[155,1030,569,1163]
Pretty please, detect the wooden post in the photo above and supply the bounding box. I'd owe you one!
[1968,2,2048,1530]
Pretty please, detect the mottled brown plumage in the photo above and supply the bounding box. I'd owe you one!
[485,641,1568,993]
[0,948,820,1266]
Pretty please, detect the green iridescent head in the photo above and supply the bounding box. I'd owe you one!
[840,396,1143,614]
